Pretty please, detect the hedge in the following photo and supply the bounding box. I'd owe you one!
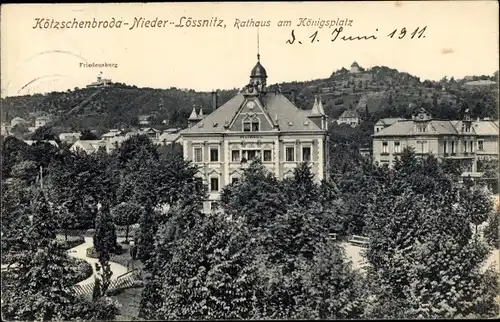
[56,235,85,250]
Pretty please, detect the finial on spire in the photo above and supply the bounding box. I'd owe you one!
[257,27,260,62]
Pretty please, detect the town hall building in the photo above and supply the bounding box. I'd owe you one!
[180,54,330,211]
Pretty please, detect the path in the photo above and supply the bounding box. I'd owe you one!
[66,236,128,286]
[343,243,500,274]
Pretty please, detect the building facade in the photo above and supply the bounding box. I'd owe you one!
[337,109,361,127]
[180,55,329,211]
[372,108,499,173]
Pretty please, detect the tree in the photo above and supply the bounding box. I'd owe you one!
[93,202,117,298]
[283,162,319,207]
[220,160,288,230]
[1,189,118,321]
[80,129,98,140]
[29,125,57,141]
[364,150,499,318]
[111,202,143,243]
[154,213,260,320]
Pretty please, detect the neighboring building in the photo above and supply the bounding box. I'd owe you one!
[139,127,161,140]
[374,117,405,133]
[337,109,361,127]
[35,115,51,129]
[101,129,125,140]
[372,108,499,173]
[23,140,59,148]
[350,61,360,74]
[180,54,329,212]
[70,140,109,154]
[86,72,112,88]
[158,132,181,146]
[59,132,82,144]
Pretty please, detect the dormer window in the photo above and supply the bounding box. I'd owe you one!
[416,124,427,133]
[243,120,259,132]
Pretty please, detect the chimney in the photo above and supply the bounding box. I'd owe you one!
[212,90,218,111]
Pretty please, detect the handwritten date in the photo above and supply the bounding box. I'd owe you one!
[286,26,427,44]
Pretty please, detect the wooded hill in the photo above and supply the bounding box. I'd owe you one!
[2,66,498,134]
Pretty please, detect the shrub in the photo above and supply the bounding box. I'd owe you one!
[66,258,93,284]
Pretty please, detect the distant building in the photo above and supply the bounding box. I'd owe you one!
[337,109,361,127]
[101,129,125,140]
[372,108,499,174]
[463,80,497,88]
[138,115,152,126]
[86,72,112,88]
[59,132,82,144]
[23,140,59,148]
[374,117,405,133]
[350,61,360,74]
[35,115,51,129]
[70,140,109,154]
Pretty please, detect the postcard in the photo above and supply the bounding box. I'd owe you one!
[1,1,499,321]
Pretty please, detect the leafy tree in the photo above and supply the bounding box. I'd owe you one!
[111,202,143,243]
[364,149,499,319]
[154,213,260,320]
[80,129,98,140]
[29,125,58,141]
[220,160,288,230]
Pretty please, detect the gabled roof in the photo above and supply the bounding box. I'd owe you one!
[158,132,181,142]
[71,140,107,152]
[339,109,360,119]
[181,92,324,134]
[375,117,405,126]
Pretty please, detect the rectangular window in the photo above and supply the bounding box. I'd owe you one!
[194,147,203,163]
[243,122,251,132]
[382,142,388,153]
[394,141,401,154]
[263,150,272,162]
[478,140,484,150]
[210,177,219,192]
[231,150,240,162]
[247,150,257,161]
[451,141,455,153]
[464,141,468,152]
[302,146,311,162]
[470,141,474,152]
[210,148,219,162]
[444,141,447,154]
[195,177,203,191]
[252,122,259,131]
[286,147,295,162]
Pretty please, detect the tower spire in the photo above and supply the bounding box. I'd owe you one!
[257,27,260,62]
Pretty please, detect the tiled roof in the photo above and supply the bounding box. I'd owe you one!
[375,118,405,126]
[181,92,324,134]
[373,119,500,137]
[158,132,180,142]
[339,109,360,119]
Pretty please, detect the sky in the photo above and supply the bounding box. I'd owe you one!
[1,1,498,98]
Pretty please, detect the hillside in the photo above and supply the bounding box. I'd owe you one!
[1,65,498,134]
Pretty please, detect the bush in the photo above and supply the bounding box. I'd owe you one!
[66,258,93,284]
